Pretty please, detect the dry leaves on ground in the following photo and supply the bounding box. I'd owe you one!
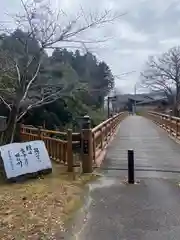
[0,164,97,240]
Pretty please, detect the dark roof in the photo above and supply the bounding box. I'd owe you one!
[128,96,149,102]
[116,94,155,104]
[136,97,168,105]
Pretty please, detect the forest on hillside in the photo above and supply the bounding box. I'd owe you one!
[0,0,122,144]
[0,30,114,130]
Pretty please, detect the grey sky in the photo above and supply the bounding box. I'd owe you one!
[1,0,180,93]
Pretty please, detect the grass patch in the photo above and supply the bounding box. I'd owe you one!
[0,163,99,240]
[135,112,141,116]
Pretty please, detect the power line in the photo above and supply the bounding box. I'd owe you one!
[114,71,136,80]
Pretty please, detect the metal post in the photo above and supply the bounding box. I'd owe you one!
[128,149,135,184]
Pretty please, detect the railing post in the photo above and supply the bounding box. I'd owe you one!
[164,116,167,130]
[100,128,103,149]
[107,97,110,118]
[92,133,96,161]
[109,118,112,136]
[81,115,93,173]
[110,117,113,134]
[175,119,178,137]
[109,121,111,138]
[67,129,73,172]
[177,119,179,137]
[112,116,115,132]
[104,123,108,143]
[169,115,172,134]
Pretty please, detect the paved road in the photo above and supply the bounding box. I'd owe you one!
[77,116,180,240]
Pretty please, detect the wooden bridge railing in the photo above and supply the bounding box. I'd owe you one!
[92,112,126,167]
[147,111,180,137]
[21,112,127,173]
[21,126,81,172]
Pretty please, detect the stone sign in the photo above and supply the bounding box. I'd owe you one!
[0,140,52,179]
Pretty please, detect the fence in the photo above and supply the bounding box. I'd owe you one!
[147,111,180,137]
[21,126,81,172]
[21,112,126,173]
[92,112,126,167]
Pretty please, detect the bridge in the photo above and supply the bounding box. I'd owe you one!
[22,112,180,239]
[21,112,126,173]
[21,111,180,175]
[103,113,180,178]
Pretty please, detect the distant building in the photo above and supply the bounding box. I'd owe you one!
[136,97,168,112]
[112,92,167,112]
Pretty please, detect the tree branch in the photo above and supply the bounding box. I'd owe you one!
[15,62,21,85]
[0,96,11,111]
[0,0,124,124]
[20,62,41,103]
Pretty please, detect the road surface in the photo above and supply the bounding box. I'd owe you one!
[76,116,180,240]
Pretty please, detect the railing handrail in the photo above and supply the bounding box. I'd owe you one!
[21,125,80,136]
[146,111,180,141]
[148,111,180,120]
[92,112,124,133]
[148,111,168,117]
[22,112,124,136]
[21,111,127,173]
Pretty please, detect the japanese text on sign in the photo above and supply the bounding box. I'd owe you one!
[0,141,52,179]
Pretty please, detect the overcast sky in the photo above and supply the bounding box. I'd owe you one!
[1,0,180,93]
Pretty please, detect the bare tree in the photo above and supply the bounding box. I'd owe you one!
[0,0,124,144]
[141,46,180,116]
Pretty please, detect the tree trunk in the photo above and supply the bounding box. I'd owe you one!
[172,104,179,117]
[1,105,19,145]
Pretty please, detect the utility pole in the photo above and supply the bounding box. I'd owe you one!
[134,84,137,115]
[107,96,117,118]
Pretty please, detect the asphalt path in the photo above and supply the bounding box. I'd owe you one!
[76,116,180,240]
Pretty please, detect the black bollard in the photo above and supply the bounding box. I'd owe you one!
[128,149,135,184]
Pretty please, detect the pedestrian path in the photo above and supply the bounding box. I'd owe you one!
[77,116,180,240]
[103,115,180,178]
